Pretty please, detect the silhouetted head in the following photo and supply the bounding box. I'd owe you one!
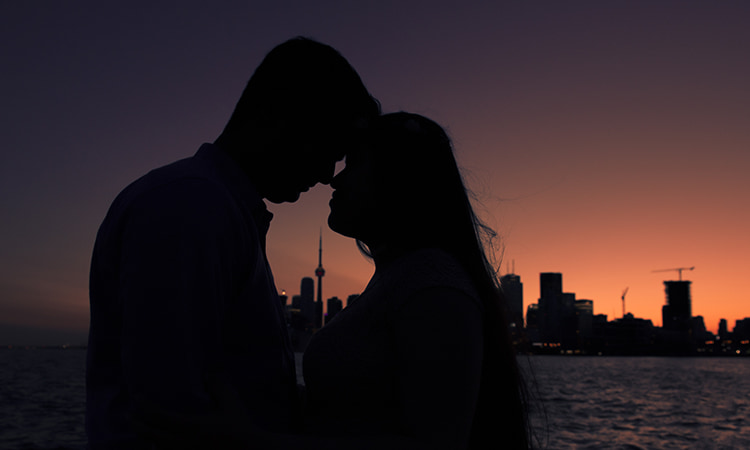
[216,37,380,203]
[329,112,474,255]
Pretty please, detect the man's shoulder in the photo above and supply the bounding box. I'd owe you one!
[118,157,222,206]
[100,153,242,232]
[96,144,266,243]
[116,144,258,212]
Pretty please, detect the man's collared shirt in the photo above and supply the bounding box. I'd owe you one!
[87,143,298,449]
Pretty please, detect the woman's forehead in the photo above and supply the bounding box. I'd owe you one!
[343,144,371,163]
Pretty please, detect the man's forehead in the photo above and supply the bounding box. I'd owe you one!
[310,113,376,161]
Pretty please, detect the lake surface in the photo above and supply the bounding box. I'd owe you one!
[1,349,748,449]
[521,355,750,449]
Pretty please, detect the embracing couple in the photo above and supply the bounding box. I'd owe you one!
[86,37,530,450]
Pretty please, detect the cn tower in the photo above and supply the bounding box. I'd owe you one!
[314,230,325,327]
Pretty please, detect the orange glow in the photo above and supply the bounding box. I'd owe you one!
[267,182,750,336]
[2,2,750,345]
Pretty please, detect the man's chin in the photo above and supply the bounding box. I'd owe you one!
[266,190,302,204]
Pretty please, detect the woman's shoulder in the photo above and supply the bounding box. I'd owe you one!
[380,248,481,309]
[390,247,463,275]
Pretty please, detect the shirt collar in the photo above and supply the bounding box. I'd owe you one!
[193,142,273,234]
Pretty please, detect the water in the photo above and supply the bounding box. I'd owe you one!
[1,350,748,449]
[522,356,750,449]
[0,348,85,450]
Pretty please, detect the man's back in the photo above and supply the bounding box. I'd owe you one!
[86,144,298,448]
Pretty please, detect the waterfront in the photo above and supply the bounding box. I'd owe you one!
[1,348,748,449]
[521,355,750,449]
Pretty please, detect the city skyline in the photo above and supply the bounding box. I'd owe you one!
[2,2,750,344]
[271,267,749,356]
[275,243,747,330]
[282,260,748,339]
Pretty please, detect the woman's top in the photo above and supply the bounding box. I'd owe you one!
[302,247,484,443]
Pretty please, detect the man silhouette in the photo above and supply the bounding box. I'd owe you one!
[86,37,380,449]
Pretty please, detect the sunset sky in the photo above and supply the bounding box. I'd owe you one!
[2,1,749,345]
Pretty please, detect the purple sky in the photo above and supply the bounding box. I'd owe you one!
[2,1,749,345]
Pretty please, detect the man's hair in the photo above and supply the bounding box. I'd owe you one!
[220,37,380,140]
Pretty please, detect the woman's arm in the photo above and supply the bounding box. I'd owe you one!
[271,286,483,450]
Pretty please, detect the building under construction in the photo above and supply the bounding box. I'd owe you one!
[662,280,692,332]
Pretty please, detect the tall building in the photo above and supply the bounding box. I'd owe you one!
[691,315,710,342]
[346,294,359,308]
[314,231,325,329]
[575,299,594,340]
[539,272,563,344]
[719,318,729,340]
[300,277,315,326]
[500,273,523,328]
[326,296,343,324]
[661,280,692,332]
[540,273,562,301]
[560,292,578,348]
[525,304,539,343]
[734,318,750,340]
[279,292,289,320]
[574,299,593,315]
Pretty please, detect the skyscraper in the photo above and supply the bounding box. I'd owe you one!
[539,272,563,344]
[719,318,728,340]
[560,292,578,348]
[326,296,343,324]
[500,273,523,328]
[575,299,594,341]
[662,280,692,332]
[314,231,325,329]
[300,277,315,325]
[525,303,540,343]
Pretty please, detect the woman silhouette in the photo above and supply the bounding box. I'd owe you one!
[302,112,531,449]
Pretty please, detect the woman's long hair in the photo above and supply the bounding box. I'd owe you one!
[358,112,532,449]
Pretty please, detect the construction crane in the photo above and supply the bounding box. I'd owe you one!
[621,287,629,318]
[652,266,695,281]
